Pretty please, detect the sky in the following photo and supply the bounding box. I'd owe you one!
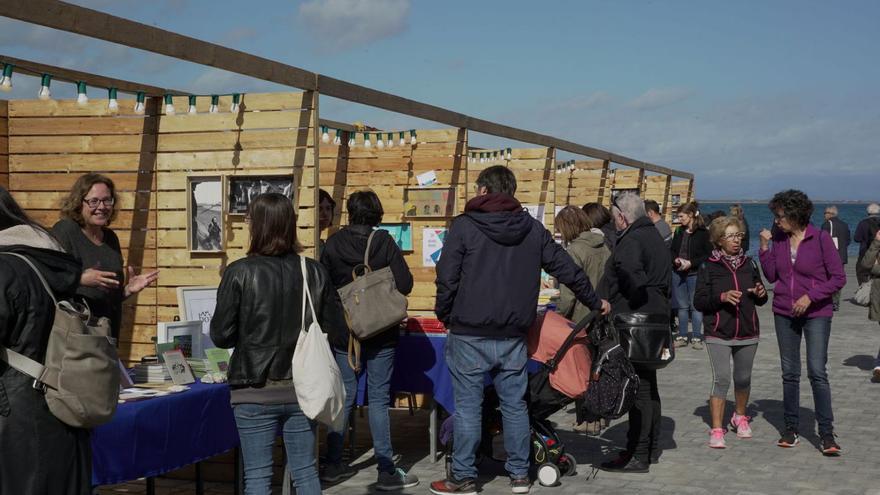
[1,0,879,201]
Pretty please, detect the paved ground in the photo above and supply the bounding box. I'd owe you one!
[98,264,880,495]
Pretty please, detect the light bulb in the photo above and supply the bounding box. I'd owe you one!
[409,130,417,145]
[333,130,341,145]
[76,82,88,106]
[188,95,198,114]
[321,127,330,144]
[399,132,406,147]
[230,93,240,113]
[386,133,394,148]
[164,94,175,115]
[377,134,384,149]
[134,92,146,115]
[209,95,220,113]
[107,88,119,113]
[0,64,12,92]
[38,74,51,100]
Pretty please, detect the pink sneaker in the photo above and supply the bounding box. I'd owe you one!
[730,413,752,439]
[708,428,726,448]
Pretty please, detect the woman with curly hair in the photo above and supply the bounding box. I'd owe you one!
[758,189,845,455]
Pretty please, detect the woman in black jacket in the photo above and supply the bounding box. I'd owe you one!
[0,187,90,495]
[694,216,767,449]
[670,201,713,349]
[320,190,417,490]
[210,193,347,495]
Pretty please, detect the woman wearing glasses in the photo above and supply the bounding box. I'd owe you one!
[694,216,767,449]
[758,190,845,455]
[52,173,158,339]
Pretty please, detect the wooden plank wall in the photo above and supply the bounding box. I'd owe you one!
[555,159,608,210]
[6,91,316,364]
[0,100,7,188]
[319,128,467,315]
[7,97,160,364]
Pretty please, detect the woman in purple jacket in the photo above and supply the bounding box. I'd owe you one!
[758,190,845,456]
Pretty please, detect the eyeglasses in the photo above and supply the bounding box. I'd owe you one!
[722,232,746,241]
[82,197,115,208]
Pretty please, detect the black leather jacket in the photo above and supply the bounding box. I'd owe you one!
[210,253,348,387]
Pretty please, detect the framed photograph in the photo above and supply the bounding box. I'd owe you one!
[188,177,224,252]
[404,187,456,218]
[670,194,682,207]
[228,175,294,215]
[157,320,213,359]
[378,223,413,251]
[177,286,218,337]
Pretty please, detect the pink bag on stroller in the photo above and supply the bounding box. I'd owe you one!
[527,311,592,398]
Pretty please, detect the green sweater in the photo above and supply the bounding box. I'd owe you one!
[557,230,611,323]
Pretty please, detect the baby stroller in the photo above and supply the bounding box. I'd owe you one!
[441,311,600,487]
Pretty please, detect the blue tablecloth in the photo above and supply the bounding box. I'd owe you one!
[91,381,239,486]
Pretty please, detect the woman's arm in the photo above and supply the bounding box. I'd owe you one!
[693,265,722,313]
[758,229,779,283]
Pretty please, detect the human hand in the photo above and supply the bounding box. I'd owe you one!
[759,229,772,249]
[124,267,159,297]
[792,294,811,317]
[81,268,120,290]
[721,290,743,305]
[599,299,611,316]
[678,259,692,271]
[748,283,767,299]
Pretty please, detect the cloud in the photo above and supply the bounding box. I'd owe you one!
[547,92,612,112]
[298,0,410,53]
[627,87,694,111]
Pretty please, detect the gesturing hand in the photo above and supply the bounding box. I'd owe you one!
[124,266,159,297]
[759,228,772,250]
[599,299,611,316]
[792,294,811,317]
[721,290,742,305]
[747,283,767,299]
[81,268,119,290]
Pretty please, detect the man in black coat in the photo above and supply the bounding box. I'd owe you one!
[821,205,851,310]
[431,166,609,495]
[854,203,880,285]
[598,192,672,474]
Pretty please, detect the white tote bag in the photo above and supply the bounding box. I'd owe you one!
[291,256,346,430]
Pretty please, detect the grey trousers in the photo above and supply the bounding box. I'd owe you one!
[706,342,758,398]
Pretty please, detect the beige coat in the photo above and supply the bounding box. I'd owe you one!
[557,230,611,323]
[860,238,880,321]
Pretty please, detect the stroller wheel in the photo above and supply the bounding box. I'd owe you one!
[537,463,561,487]
[559,453,577,476]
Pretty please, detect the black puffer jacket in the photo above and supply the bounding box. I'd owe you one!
[670,225,712,273]
[693,255,768,341]
[1,227,91,495]
[210,254,348,387]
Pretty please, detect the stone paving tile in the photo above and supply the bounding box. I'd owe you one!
[98,265,880,494]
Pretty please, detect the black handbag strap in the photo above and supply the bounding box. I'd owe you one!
[546,310,600,372]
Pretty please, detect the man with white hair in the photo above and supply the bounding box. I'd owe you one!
[598,192,672,473]
[854,203,880,285]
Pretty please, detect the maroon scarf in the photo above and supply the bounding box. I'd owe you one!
[713,248,746,271]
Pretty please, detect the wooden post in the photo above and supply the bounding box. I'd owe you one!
[0,100,7,189]
[598,160,611,206]
[312,86,321,259]
[662,175,673,222]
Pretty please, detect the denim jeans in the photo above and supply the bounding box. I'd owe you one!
[233,402,320,495]
[674,272,703,340]
[325,346,397,473]
[446,333,529,480]
[774,315,835,435]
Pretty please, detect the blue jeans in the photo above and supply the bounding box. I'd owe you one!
[325,346,397,473]
[446,333,529,480]
[674,272,703,340]
[774,315,835,435]
[233,402,320,495]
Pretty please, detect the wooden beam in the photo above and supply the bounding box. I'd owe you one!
[0,0,692,179]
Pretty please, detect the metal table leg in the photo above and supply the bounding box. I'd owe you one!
[429,396,438,462]
[195,462,204,495]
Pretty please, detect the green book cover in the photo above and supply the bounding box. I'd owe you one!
[205,348,230,374]
[156,342,179,363]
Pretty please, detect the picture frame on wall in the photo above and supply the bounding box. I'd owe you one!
[670,194,682,207]
[403,187,456,218]
[188,177,224,252]
[378,223,413,251]
[228,175,294,215]
[177,286,218,337]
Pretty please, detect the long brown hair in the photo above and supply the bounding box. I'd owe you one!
[555,205,592,243]
[677,201,705,230]
[247,193,302,256]
[60,173,119,226]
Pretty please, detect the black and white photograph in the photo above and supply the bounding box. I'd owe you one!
[228,176,294,215]
[670,193,682,207]
[188,177,224,252]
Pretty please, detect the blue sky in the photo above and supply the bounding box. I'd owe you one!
[2,0,879,200]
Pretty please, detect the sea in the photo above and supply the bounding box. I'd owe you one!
[699,202,872,257]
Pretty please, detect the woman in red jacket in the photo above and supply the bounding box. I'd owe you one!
[695,216,767,449]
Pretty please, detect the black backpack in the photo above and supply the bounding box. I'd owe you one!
[581,318,640,422]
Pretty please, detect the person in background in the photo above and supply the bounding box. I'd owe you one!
[854,203,880,285]
[320,190,417,490]
[52,173,158,340]
[706,210,727,223]
[694,216,767,449]
[554,205,610,435]
[1,186,91,495]
[759,189,845,456]
[317,189,336,253]
[670,201,712,349]
[210,193,347,495]
[729,204,750,253]
[597,192,671,473]
[859,230,880,382]
[821,205,851,311]
[432,166,609,495]
[644,200,673,247]
[583,202,616,250]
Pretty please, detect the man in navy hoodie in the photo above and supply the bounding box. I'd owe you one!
[430,166,610,495]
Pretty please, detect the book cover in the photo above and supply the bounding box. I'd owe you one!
[205,348,230,374]
[162,349,195,385]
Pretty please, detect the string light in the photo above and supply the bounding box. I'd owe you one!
[134,91,146,114]
[0,64,12,92]
[399,131,406,146]
[321,126,330,144]
[209,95,219,113]
[38,74,52,100]
[348,132,356,147]
[506,148,512,160]
[386,132,394,148]
[107,88,119,113]
[230,93,240,113]
[376,133,384,149]
[363,132,372,148]
[75,81,88,106]
[188,95,198,114]
[164,93,175,115]
[409,129,417,145]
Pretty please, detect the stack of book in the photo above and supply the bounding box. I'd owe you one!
[187,358,208,379]
[132,363,171,384]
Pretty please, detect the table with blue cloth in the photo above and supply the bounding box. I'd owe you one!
[91,381,239,491]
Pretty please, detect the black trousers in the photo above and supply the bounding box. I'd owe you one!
[625,368,661,462]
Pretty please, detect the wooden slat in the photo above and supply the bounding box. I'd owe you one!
[156,129,313,152]
[10,173,154,192]
[9,116,153,135]
[157,111,310,134]
[156,149,314,171]
[8,98,144,118]
[12,190,147,209]
[10,134,155,154]
[10,153,152,172]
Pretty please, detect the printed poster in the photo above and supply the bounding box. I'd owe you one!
[422,228,448,267]
[524,204,545,225]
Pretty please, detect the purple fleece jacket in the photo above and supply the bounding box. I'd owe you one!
[759,224,846,318]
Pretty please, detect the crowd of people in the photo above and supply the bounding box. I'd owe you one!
[3,168,880,494]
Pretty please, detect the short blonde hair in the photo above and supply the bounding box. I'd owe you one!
[708,215,745,247]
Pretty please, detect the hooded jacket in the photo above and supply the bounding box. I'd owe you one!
[1,225,91,495]
[556,230,610,323]
[693,254,768,341]
[435,193,601,338]
[758,224,846,318]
